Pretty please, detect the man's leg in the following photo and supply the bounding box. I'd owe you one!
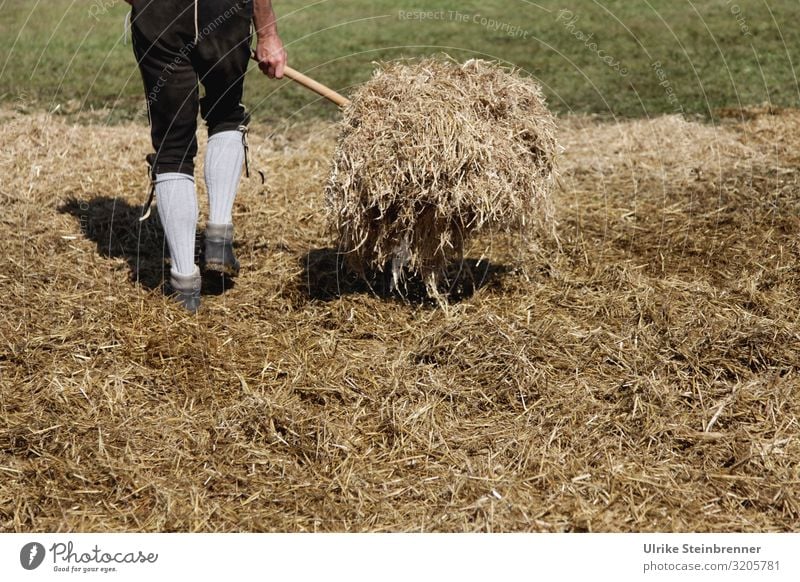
[205,130,245,228]
[132,0,200,178]
[132,0,202,309]
[194,0,253,276]
[202,131,243,276]
[154,173,198,277]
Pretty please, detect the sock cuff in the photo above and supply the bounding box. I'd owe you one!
[155,172,195,184]
[170,265,201,285]
[206,222,234,240]
[207,130,245,144]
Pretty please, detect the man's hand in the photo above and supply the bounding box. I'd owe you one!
[255,34,287,79]
[253,0,286,79]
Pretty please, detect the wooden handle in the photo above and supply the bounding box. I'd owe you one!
[283,65,351,108]
[251,54,350,108]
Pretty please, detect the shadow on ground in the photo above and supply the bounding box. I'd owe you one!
[57,195,235,296]
[299,247,510,305]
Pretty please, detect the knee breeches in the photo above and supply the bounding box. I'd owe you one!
[131,0,253,177]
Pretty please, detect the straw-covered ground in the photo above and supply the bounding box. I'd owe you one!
[1,105,799,532]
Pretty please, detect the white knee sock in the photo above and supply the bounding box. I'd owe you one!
[205,130,245,225]
[155,173,198,276]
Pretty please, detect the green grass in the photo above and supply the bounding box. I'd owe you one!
[1,0,799,123]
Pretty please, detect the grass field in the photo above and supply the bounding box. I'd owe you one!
[1,0,799,123]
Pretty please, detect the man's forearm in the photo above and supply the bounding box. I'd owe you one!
[253,0,279,38]
[252,0,286,78]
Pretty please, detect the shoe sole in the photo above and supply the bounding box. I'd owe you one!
[203,260,240,277]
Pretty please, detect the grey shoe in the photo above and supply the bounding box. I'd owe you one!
[166,266,201,313]
[203,223,240,277]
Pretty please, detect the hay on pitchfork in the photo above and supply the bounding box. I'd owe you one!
[325,57,558,296]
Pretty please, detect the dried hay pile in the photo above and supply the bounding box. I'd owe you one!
[325,58,557,294]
